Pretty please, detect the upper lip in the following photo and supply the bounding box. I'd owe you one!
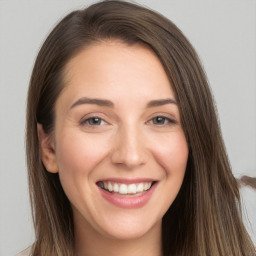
[96,178,157,184]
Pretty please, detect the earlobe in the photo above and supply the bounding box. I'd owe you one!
[37,123,59,173]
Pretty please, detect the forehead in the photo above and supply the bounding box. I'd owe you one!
[60,41,175,106]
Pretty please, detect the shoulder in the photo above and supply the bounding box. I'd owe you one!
[16,247,31,256]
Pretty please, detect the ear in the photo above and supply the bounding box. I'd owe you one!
[37,123,59,173]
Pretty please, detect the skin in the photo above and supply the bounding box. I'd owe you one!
[38,41,188,256]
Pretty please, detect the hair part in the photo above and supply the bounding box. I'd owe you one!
[26,1,255,255]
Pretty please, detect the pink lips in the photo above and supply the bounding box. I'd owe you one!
[97,179,157,209]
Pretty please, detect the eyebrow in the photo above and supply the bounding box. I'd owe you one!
[70,97,177,109]
[146,98,177,107]
[70,97,114,109]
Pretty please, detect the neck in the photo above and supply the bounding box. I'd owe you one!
[74,214,162,256]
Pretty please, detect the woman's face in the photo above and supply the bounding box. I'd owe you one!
[42,41,188,241]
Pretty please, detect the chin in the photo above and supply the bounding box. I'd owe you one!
[98,214,162,241]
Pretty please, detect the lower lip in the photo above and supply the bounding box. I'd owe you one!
[98,183,157,209]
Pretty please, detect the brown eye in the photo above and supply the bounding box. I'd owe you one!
[151,116,175,125]
[82,117,105,126]
[152,116,166,125]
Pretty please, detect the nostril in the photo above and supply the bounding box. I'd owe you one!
[111,147,147,169]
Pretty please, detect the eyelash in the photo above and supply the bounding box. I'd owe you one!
[80,115,176,128]
[148,116,176,126]
[80,117,107,127]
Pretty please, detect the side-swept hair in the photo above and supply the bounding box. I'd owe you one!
[26,1,255,255]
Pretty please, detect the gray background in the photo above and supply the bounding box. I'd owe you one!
[0,0,255,255]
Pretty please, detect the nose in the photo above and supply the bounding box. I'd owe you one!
[111,125,148,169]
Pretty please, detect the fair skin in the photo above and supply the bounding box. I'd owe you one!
[38,41,188,256]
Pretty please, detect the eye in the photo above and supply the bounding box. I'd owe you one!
[150,116,176,126]
[81,117,106,126]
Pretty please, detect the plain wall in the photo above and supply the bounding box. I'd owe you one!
[0,0,255,255]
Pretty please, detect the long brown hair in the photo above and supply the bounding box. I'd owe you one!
[26,1,255,255]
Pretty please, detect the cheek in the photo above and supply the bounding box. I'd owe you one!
[55,131,111,181]
[151,131,188,175]
[151,132,188,214]
[54,131,112,209]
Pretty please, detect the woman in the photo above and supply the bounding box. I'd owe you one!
[24,0,255,255]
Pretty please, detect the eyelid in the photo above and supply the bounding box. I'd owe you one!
[79,112,177,128]
[80,113,109,127]
[81,117,106,125]
[146,114,177,126]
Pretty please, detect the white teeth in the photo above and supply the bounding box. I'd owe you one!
[119,184,128,194]
[100,181,153,194]
[137,183,144,192]
[113,183,119,192]
[108,181,113,192]
[145,182,151,190]
[127,184,136,194]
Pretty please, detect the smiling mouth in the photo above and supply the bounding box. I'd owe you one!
[97,181,156,196]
